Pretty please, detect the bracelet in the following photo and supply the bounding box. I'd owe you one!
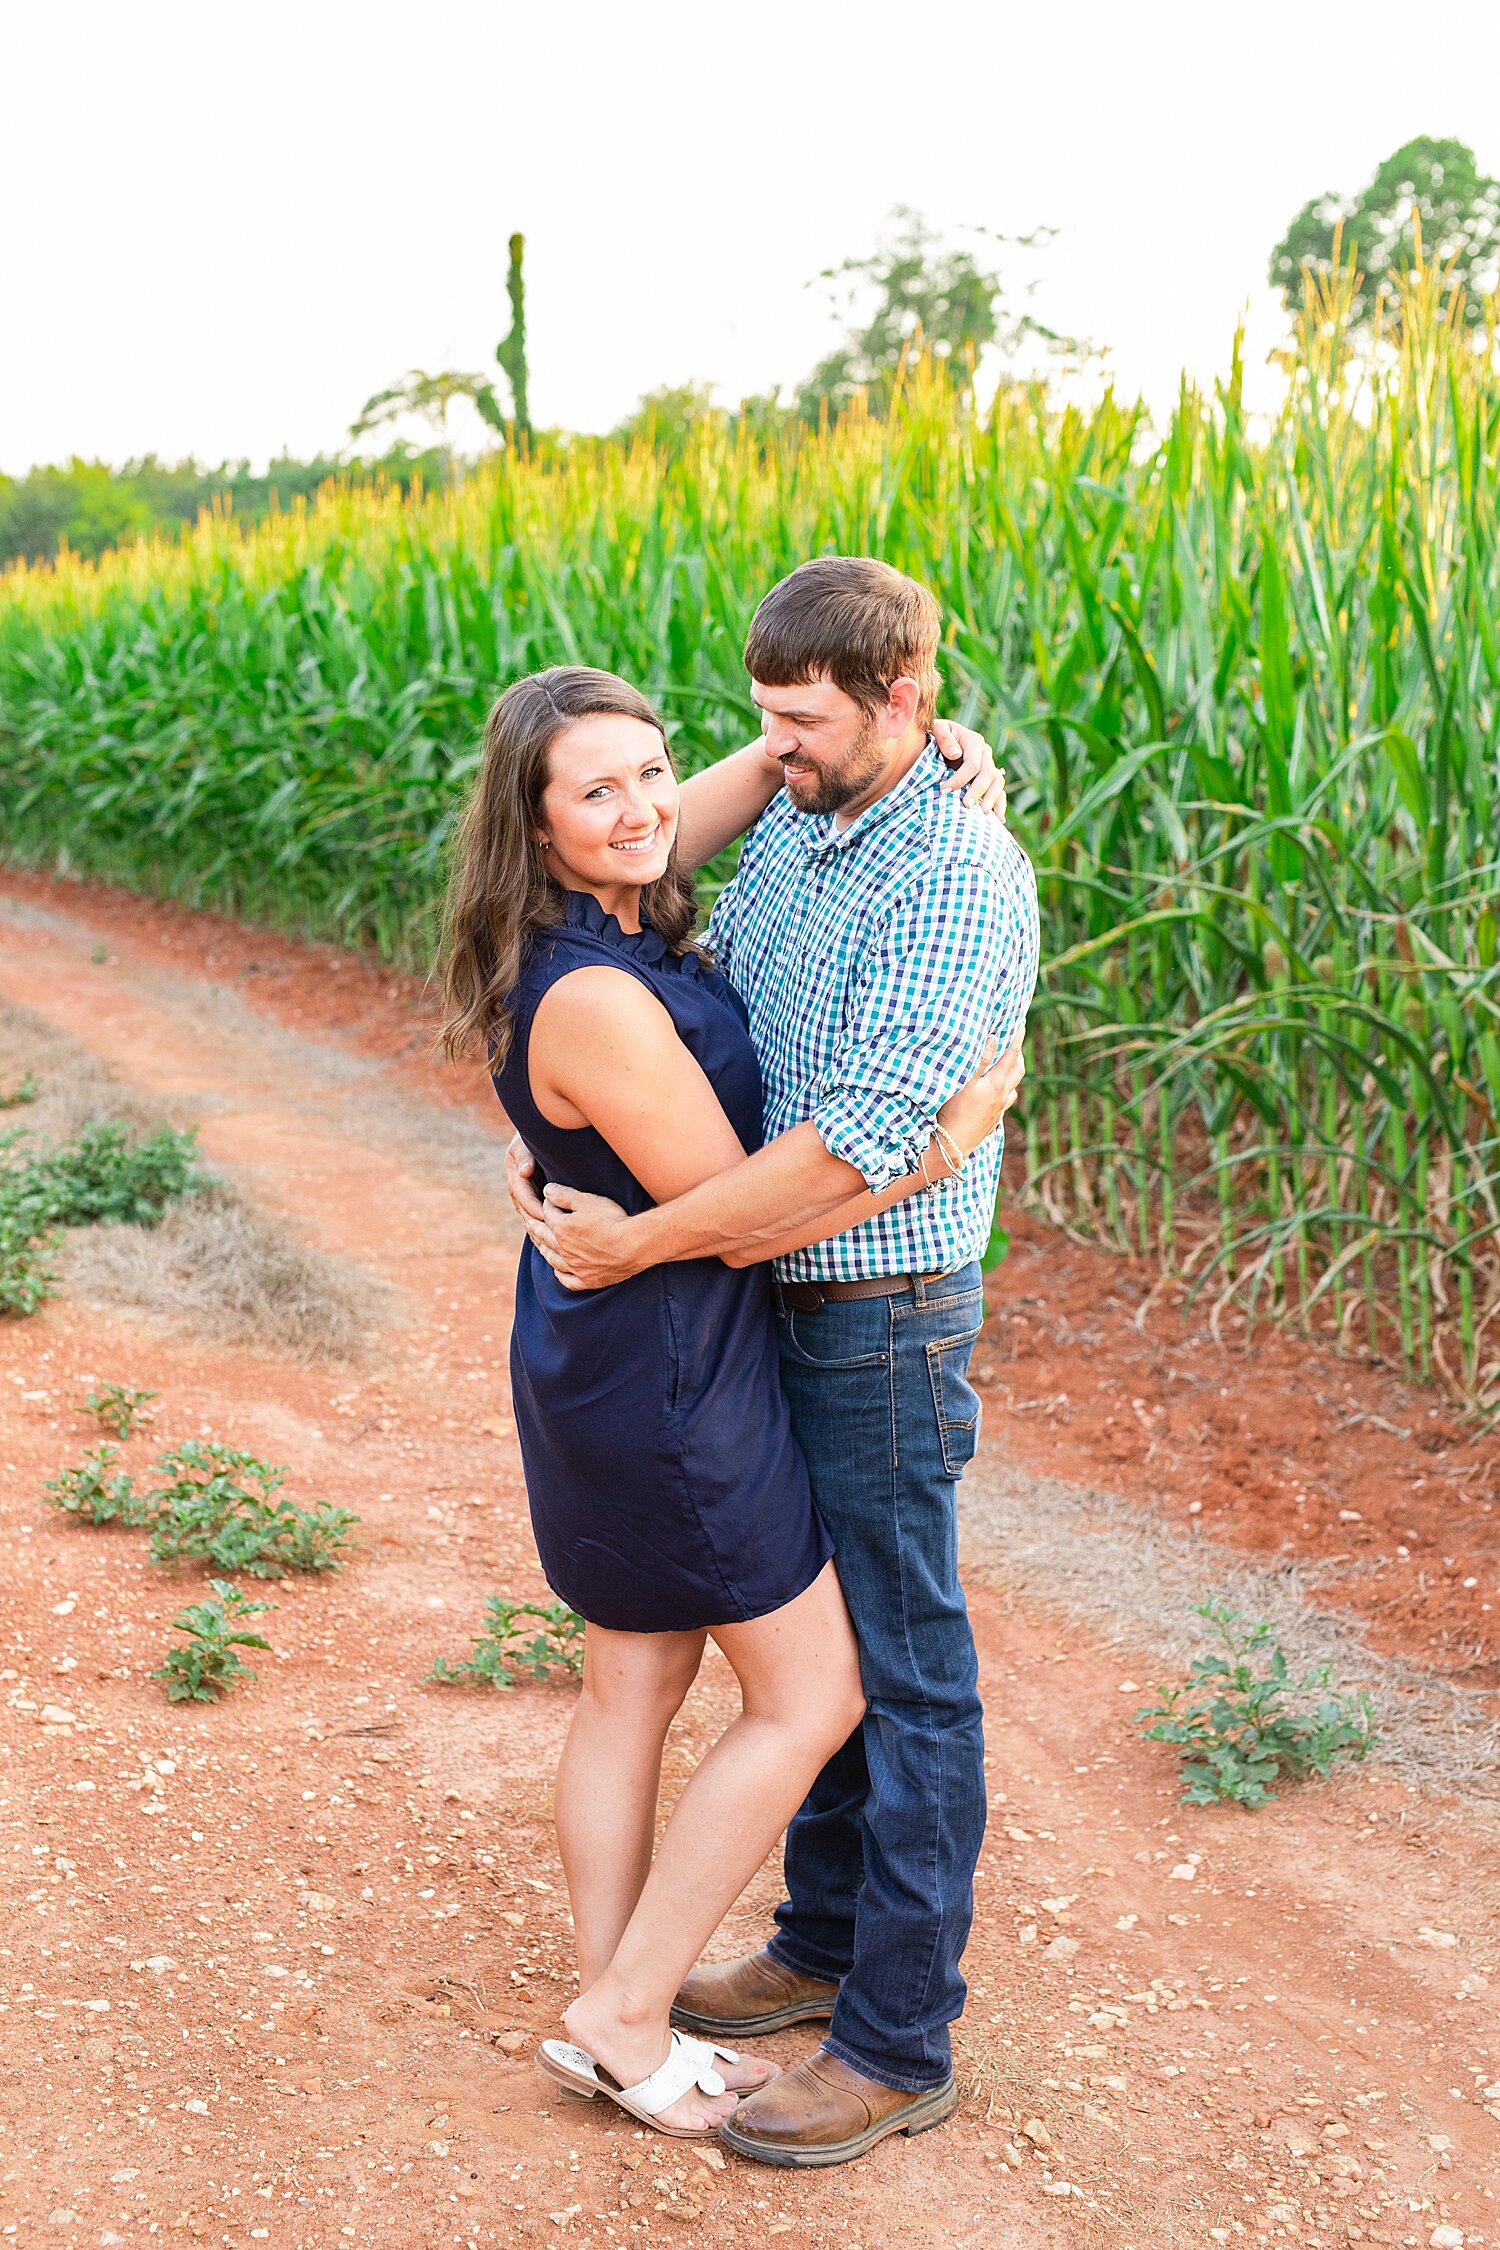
[916,1144,935,1191]
[932,1122,967,1177]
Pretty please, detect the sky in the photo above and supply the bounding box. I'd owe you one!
[7,0,1500,472]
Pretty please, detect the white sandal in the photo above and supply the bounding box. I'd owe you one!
[537,2028,742,2138]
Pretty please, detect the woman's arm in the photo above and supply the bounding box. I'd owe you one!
[527,965,761,1201]
[675,742,784,873]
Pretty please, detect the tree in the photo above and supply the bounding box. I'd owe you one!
[495,232,531,441]
[611,381,724,453]
[793,206,1067,424]
[347,369,503,469]
[1269,136,1500,330]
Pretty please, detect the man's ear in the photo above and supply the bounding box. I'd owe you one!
[884,676,921,736]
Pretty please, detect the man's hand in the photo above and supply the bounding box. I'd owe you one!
[528,1182,640,1291]
[506,1134,547,1226]
[932,719,1007,821]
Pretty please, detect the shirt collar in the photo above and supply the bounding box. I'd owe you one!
[800,736,944,863]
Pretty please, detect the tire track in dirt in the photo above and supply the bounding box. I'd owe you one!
[1,884,1498,2250]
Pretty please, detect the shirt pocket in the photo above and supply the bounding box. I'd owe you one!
[925,1327,983,1477]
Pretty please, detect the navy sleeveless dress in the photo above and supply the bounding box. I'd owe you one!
[493,889,833,1634]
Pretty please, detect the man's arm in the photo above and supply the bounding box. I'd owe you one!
[521,1034,1024,1285]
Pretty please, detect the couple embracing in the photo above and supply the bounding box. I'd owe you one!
[440,557,1039,2167]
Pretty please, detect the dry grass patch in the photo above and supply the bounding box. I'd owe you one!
[1,998,390,1360]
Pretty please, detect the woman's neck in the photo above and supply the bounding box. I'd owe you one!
[562,878,643,933]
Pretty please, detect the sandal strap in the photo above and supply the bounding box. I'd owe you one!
[621,2029,726,2115]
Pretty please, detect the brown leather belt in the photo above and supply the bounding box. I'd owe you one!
[775,1270,949,1314]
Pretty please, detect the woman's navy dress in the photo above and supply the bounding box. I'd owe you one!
[493,889,832,1634]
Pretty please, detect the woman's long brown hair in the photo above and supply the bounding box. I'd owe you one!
[439,666,699,1067]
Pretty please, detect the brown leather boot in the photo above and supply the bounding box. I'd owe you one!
[717,2045,958,2168]
[670,1948,839,2038]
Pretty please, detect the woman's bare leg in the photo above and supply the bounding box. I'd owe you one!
[563,1561,864,2132]
[555,1624,705,1990]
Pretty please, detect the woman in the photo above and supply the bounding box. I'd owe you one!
[440,667,1014,2139]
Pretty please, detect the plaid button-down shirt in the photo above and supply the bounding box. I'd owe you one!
[707,741,1040,1281]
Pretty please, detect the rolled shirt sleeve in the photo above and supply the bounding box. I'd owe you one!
[810,844,1040,1194]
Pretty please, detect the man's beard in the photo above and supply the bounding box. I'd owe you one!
[781,714,886,815]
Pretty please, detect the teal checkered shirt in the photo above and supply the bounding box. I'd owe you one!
[707,741,1040,1281]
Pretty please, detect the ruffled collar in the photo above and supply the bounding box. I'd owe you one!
[561,885,676,969]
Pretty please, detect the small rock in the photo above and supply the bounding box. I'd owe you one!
[1042,1935,1079,1963]
[38,1706,76,1727]
[301,2076,324,2097]
[109,2170,139,2184]
[1021,2116,1055,2152]
[690,2147,726,2171]
[1429,2228,1464,2249]
[1168,1861,1197,1881]
[298,1890,336,1914]
[184,2099,209,2115]
[456,2182,479,2201]
[48,2213,78,2228]
[494,2030,528,2056]
[1418,1928,1458,1948]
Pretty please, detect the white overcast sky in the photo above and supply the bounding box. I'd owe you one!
[6,0,1500,472]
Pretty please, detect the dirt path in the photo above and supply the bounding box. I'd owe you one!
[2,876,1498,2250]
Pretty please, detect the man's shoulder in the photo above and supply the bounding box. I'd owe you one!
[914,789,1037,904]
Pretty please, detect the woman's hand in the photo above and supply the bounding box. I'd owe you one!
[935,1032,1026,1163]
[932,719,1007,822]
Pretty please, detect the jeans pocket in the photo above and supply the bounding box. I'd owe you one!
[781,1306,890,1371]
[926,1330,982,1476]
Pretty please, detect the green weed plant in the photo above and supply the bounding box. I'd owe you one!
[1135,1603,1376,1807]
[0,1072,39,1110]
[40,1434,357,1577]
[145,1441,357,1577]
[0,1209,55,1315]
[151,1580,274,1703]
[427,1597,585,1690]
[43,1444,147,1525]
[0,1120,204,1231]
[78,1382,158,1437]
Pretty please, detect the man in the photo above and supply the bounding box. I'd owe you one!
[512,556,1040,2166]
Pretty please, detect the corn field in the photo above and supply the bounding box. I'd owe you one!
[3,265,1499,1401]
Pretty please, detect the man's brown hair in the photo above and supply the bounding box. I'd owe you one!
[743,555,942,730]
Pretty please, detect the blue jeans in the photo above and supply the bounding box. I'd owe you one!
[768,1264,987,2091]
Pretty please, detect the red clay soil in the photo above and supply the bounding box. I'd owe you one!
[1,867,1498,2250]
